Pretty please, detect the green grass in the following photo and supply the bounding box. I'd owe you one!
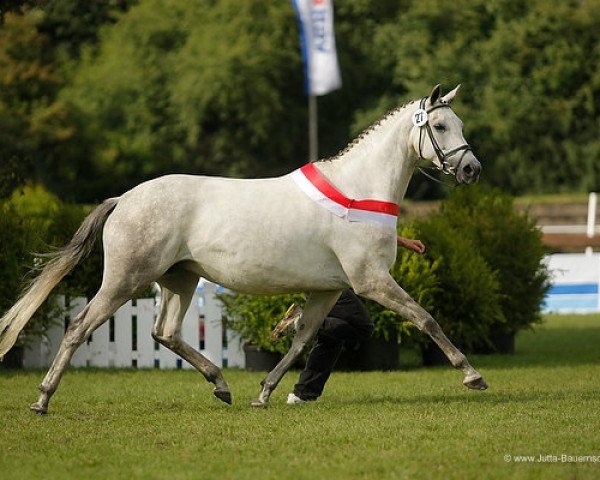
[1,314,600,480]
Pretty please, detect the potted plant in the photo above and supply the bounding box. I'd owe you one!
[218,292,304,371]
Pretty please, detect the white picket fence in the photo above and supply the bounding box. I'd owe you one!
[23,281,245,370]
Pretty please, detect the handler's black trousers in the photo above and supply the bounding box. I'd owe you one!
[293,289,374,401]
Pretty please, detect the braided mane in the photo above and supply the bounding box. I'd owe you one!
[317,100,416,163]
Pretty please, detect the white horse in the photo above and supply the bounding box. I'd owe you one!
[0,85,486,413]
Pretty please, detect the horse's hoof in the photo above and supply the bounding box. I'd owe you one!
[250,399,269,408]
[463,375,488,391]
[30,403,48,415]
[213,388,232,405]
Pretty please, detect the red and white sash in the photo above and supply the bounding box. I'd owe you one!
[290,163,399,229]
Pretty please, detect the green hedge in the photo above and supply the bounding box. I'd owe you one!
[0,185,103,347]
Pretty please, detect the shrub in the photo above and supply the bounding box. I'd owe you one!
[218,292,305,354]
[413,213,505,352]
[46,202,104,299]
[0,196,61,350]
[9,184,104,299]
[0,185,107,352]
[439,185,550,336]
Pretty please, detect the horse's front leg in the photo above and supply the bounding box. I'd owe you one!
[251,290,342,407]
[356,274,488,390]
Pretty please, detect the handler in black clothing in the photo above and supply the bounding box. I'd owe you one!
[290,289,371,403]
[273,236,425,404]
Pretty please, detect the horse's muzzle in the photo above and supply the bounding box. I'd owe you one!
[456,155,481,184]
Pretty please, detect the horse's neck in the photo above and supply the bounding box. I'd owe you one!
[316,107,417,205]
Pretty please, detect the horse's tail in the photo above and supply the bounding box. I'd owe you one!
[0,197,120,360]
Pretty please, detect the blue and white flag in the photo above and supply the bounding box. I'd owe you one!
[292,0,342,96]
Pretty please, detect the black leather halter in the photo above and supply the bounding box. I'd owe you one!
[417,97,472,176]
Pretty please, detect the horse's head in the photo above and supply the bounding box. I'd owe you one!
[411,84,481,184]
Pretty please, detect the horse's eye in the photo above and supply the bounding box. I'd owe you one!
[434,124,446,132]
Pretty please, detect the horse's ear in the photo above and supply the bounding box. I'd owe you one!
[441,84,461,104]
[429,84,442,104]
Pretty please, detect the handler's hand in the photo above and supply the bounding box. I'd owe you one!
[397,236,426,254]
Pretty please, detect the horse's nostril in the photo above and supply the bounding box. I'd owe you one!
[460,160,481,183]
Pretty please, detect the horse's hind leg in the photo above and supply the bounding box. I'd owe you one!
[153,269,231,405]
[31,287,129,414]
[251,290,342,407]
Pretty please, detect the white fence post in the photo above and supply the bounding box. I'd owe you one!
[112,300,133,368]
[587,192,597,239]
[197,281,223,367]
[586,192,597,256]
[226,329,245,369]
[89,321,110,367]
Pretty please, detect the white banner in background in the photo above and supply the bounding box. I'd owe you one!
[292,0,342,96]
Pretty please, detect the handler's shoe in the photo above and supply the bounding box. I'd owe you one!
[271,303,303,342]
[287,393,308,405]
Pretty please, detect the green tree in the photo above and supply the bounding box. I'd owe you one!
[474,0,600,193]
[38,0,136,58]
[335,0,600,196]
[0,2,138,200]
[0,10,73,198]
[3,0,600,201]
[60,0,307,200]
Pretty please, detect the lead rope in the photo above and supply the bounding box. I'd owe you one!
[417,166,456,188]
